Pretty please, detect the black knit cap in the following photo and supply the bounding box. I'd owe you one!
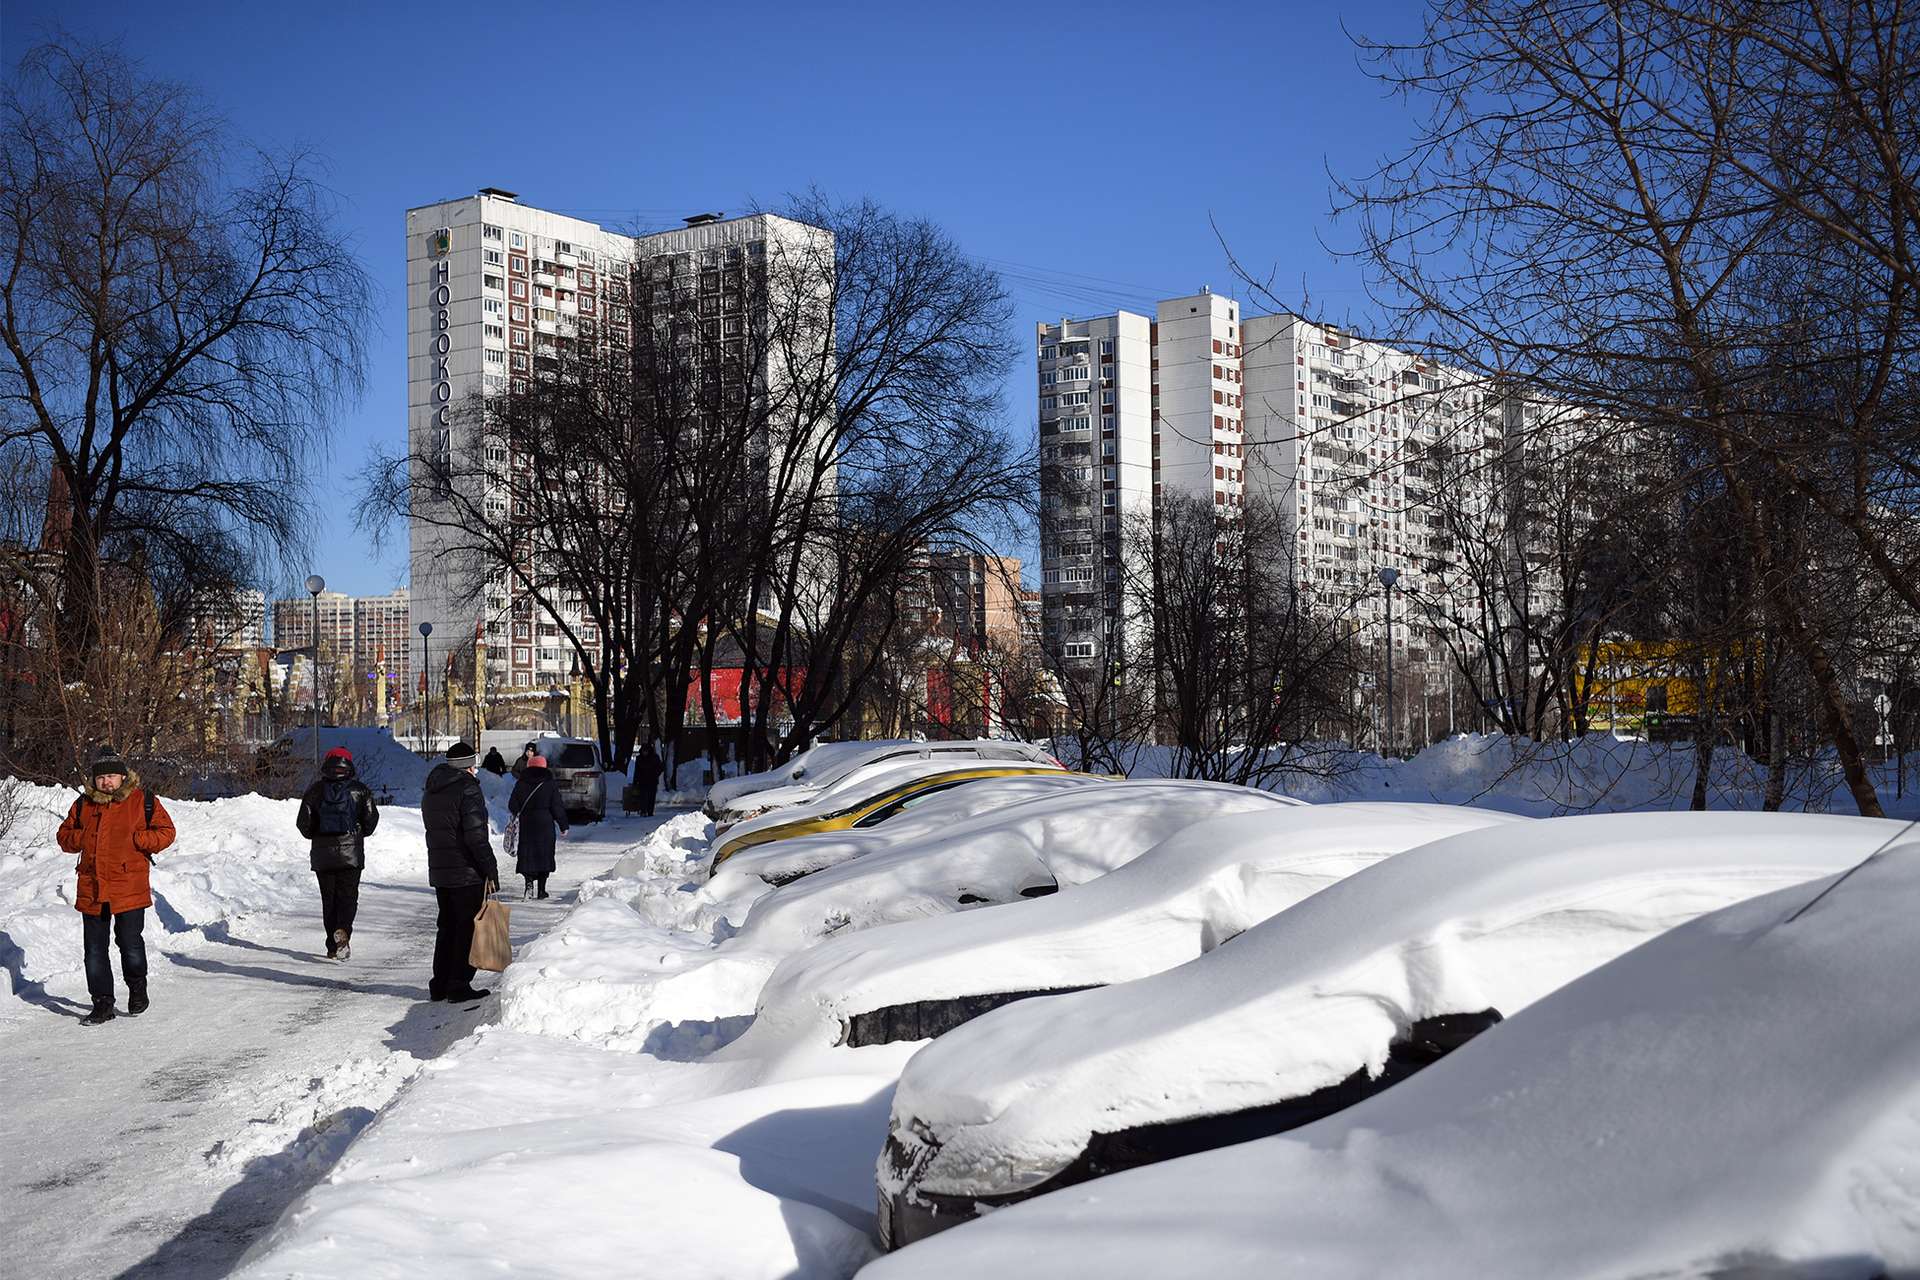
[90,745,129,780]
[445,741,479,769]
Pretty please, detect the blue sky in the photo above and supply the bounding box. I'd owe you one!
[6,1,1423,599]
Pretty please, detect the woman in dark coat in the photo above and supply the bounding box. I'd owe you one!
[508,754,569,899]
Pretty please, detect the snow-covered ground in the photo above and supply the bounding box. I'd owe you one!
[7,734,1920,1279]
[0,774,671,1279]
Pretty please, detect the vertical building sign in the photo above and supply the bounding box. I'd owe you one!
[429,227,454,498]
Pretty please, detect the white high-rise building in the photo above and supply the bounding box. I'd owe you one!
[1036,295,1575,676]
[403,189,831,696]
[1035,291,1247,665]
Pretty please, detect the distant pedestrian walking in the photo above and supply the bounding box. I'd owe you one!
[632,744,665,817]
[508,754,569,899]
[421,741,499,1003]
[295,746,380,961]
[480,746,509,776]
[58,746,175,1025]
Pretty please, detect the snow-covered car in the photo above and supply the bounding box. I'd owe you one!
[719,771,1111,886]
[710,759,1074,870]
[730,803,1523,1062]
[861,835,1920,1280]
[705,739,1062,830]
[876,810,1901,1249]
[712,779,1298,961]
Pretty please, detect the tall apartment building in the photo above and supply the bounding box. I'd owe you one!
[1039,295,1558,672]
[1036,291,1244,662]
[403,189,831,696]
[272,587,412,699]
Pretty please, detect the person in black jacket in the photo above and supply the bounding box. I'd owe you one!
[508,754,569,899]
[632,744,665,817]
[295,747,381,961]
[480,746,509,776]
[420,741,499,1003]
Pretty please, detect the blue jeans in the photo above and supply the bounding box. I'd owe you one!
[83,905,147,1003]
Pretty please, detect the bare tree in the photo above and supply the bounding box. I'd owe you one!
[1330,0,1920,816]
[0,34,368,776]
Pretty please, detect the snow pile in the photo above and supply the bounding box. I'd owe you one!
[1071,732,1920,817]
[230,1029,890,1280]
[727,804,1523,1064]
[865,837,1920,1280]
[882,811,1896,1203]
[275,727,434,798]
[707,739,916,812]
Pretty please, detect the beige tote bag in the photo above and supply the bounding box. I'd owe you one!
[469,885,513,972]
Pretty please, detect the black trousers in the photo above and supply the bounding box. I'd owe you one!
[83,905,147,1003]
[316,868,362,950]
[639,782,658,816]
[431,883,485,998]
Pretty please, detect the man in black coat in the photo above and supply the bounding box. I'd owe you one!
[295,746,381,961]
[632,743,665,817]
[421,741,498,1003]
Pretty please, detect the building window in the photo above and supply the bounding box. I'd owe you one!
[579,269,594,287]
[510,281,526,299]
[483,274,503,292]
[511,353,527,370]
[484,349,504,365]
[511,330,527,348]
[484,298,503,315]
[510,305,526,322]
[484,324,504,341]
[484,249,503,266]
[483,225,503,241]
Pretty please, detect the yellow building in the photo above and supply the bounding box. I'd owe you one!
[1574,640,1756,733]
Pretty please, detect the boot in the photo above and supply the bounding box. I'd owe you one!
[333,929,351,962]
[80,1000,116,1026]
[536,877,550,900]
[523,877,534,900]
[126,982,149,1017]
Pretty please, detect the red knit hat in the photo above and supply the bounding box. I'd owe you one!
[324,747,353,762]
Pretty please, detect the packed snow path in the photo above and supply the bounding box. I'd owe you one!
[0,807,681,1280]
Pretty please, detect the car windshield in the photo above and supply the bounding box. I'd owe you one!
[554,745,598,769]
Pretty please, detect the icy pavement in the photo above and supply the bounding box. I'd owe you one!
[0,801,679,1280]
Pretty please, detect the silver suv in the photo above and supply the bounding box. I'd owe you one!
[536,736,606,822]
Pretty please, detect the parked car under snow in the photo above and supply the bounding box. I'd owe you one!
[725,803,1522,1065]
[710,758,1074,871]
[861,832,1920,1280]
[712,779,1299,961]
[875,810,1902,1250]
[704,739,1063,830]
[718,770,1109,886]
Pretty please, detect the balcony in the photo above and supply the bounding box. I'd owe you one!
[533,271,557,287]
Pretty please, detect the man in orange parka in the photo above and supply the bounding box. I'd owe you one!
[58,745,176,1025]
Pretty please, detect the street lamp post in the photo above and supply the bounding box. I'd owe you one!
[1379,567,1399,759]
[418,621,434,755]
[305,575,325,772]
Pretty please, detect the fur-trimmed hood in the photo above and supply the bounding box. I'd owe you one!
[81,770,141,805]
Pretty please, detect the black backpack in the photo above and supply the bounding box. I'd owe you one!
[314,780,357,836]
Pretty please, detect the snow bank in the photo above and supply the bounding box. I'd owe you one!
[276,727,434,797]
[864,838,1920,1280]
[1071,732,1920,818]
[884,810,1898,1202]
[730,803,1524,1064]
[232,1028,889,1280]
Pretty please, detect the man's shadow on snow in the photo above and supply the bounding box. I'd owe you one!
[380,991,495,1058]
[0,928,89,1016]
[108,1105,380,1280]
[161,952,423,1002]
